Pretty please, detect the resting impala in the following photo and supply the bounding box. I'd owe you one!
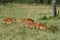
[18,18,25,23]
[3,18,14,24]
[18,18,26,26]
[18,18,35,28]
[25,18,35,28]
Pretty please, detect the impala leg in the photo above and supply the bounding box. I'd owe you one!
[36,27,39,32]
[44,28,46,32]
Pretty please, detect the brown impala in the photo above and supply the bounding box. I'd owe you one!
[3,18,14,24]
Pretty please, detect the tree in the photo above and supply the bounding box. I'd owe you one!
[3,0,6,5]
[34,0,44,3]
[44,0,51,5]
[52,0,57,17]
[0,0,14,5]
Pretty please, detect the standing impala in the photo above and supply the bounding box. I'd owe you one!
[35,23,48,32]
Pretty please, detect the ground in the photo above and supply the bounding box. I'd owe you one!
[0,3,60,40]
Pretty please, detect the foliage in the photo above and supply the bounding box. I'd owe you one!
[0,0,60,4]
[39,16,48,20]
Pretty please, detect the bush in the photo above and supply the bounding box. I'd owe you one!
[40,16,48,20]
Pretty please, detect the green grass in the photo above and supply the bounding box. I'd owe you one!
[0,3,60,40]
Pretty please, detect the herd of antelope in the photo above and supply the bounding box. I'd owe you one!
[3,18,50,32]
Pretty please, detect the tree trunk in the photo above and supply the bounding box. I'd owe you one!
[52,0,57,17]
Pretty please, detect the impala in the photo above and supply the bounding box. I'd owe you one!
[35,23,48,32]
[3,18,14,24]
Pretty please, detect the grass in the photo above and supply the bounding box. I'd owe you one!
[0,3,60,40]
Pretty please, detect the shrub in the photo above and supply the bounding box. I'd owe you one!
[40,16,48,20]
